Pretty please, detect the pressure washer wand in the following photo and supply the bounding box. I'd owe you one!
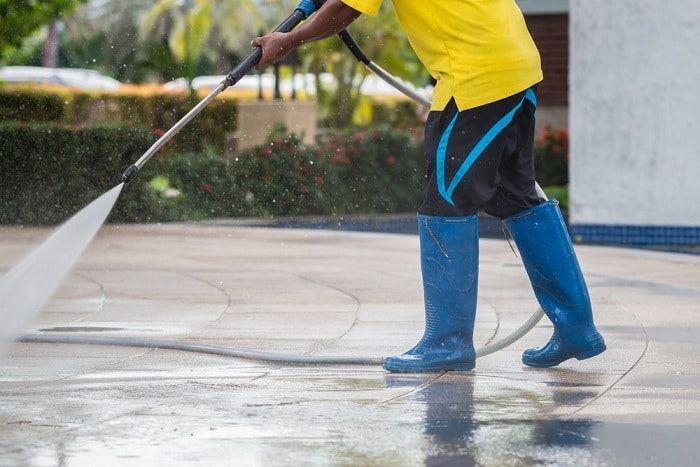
[121,1,323,183]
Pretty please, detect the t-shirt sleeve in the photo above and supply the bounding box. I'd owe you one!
[340,0,383,16]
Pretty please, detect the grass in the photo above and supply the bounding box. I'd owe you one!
[542,185,569,209]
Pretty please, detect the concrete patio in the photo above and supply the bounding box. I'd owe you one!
[0,223,698,465]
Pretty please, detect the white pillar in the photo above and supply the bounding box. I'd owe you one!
[569,0,700,244]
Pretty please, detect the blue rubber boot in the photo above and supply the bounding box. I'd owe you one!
[383,214,478,373]
[504,200,606,368]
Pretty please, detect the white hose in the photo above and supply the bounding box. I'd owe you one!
[16,334,382,365]
[17,307,543,364]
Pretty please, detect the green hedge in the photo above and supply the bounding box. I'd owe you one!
[0,123,425,224]
[316,127,424,213]
[0,123,158,224]
[542,185,569,210]
[370,100,423,130]
[535,126,569,187]
[154,125,424,219]
[0,120,570,225]
[0,86,238,153]
[160,134,335,219]
[0,90,66,122]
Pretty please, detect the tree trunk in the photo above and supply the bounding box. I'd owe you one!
[273,63,281,100]
[42,21,60,68]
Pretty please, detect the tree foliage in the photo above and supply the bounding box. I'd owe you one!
[0,0,84,58]
[2,0,428,128]
[58,0,160,82]
[299,2,427,127]
[140,0,261,82]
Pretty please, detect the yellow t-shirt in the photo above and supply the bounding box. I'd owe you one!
[340,0,543,111]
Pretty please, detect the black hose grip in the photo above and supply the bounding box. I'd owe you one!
[225,48,263,87]
[338,30,370,65]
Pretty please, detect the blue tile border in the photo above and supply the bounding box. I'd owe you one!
[571,224,700,246]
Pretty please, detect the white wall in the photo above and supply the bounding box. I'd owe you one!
[570,0,700,226]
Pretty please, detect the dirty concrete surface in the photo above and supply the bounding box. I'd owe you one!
[0,224,698,466]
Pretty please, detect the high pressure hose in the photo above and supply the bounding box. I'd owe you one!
[18,2,544,366]
[16,334,382,365]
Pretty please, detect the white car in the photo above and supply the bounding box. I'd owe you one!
[163,73,431,99]
[163,75,267,92]
[0,66,122,91]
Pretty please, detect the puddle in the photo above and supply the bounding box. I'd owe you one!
[0,371,698,465]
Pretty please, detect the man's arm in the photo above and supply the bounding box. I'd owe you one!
[251,0,362,69]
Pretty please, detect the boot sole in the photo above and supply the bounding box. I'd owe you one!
[383,360,476,373]
[523,340,607,368]
[575,343,607,361]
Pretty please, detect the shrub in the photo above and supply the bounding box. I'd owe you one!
[542,185,569,210]
[0,122,157,224]
[0,118,433,224]
[234,130,336,216]
[534,126,568,187]
[370,100,423,131]
[0,85,238,153]
[0,88,67,122]
[0,118,576,225]
[0,122,428,224]
[161,129,335,218]
[160,151,238,219]
[317,126,425,213]
[149,126,424,220]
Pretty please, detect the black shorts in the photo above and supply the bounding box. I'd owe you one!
[419,87,543,219]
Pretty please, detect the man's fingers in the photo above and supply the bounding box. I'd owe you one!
[251,36,267,69]
[251,33,286,69]
[256,51,269,70]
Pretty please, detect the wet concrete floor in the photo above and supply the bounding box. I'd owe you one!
[0,224,699,465]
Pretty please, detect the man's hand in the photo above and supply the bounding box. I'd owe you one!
[250,0,361,70]
[251,32,300,69]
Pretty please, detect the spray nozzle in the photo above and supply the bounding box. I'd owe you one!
[121,164,139,184]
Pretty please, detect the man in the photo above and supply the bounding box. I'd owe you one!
[253,0,606,372]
